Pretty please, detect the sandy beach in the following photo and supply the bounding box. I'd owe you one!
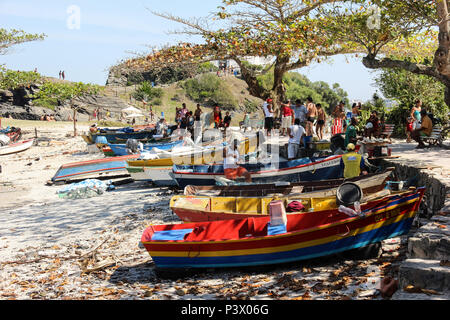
[0,121,447,300]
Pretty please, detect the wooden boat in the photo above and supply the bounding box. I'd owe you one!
[51,154,139,183]
[0,127,22,143]
[126,136,260,185]
[171,183,394,223]
[141,187,425,269]
[0,139,34,156]
[108,139,185,156]
[183,169,394,198]
[82,128,156,145]
[171,155,343,188]
[174,169,395,223]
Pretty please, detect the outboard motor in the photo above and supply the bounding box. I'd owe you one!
[126,139,140,154]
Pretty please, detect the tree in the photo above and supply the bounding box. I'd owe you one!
[0,28,45,55]
[33,82,101,136]
[123,0,361,104]
[330,0,450,107]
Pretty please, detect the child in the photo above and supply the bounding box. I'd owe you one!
[406,116,414,143]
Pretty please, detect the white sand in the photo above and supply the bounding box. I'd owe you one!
[0,123,447,300]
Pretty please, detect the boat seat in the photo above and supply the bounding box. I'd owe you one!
[151,229,194,241]
[267,223,288,236]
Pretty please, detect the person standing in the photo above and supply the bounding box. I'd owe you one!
[194,104,203,121]
[287,118,306,160]
[344,117,358,149]
[340,143,368,179]
[293,99,307,128]
[62,71,65,80]
[263,99,274,137]
[306,97,317,136]
[280,101,294,136]
[59,71,62,79]
[332,101,346,135]
[180,103,189,118]
[213,105,223,129]
[411,100,422,122]
[316,104,327,141]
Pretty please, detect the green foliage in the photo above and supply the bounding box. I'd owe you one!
[0,28,46,55]
[182,73,238,108]
[375,68,450,136]
[257,71,349,113]
[33,81,102,109]
[0,69,42,90]
[125,62,219,86]
[132,81,164,103]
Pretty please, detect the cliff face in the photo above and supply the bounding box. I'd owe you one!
[0,85,131,122]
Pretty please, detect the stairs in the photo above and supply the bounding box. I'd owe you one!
[392,205,450,299]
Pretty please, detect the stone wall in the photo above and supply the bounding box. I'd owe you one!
[382,160,450,215]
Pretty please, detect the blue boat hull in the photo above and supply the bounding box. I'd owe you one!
[108,140,184,156]
[172,156,343,188]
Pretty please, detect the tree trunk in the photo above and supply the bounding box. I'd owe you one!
[435,0,450,76]
[272,56,289,104]
[73,108,77,137]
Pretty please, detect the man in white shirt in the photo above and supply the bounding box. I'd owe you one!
[263,99,274,137]
[293,99,307,128]
[287,119,306,160]
[223,139,252,182]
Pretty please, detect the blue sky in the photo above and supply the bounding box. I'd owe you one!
[0,0,382,101]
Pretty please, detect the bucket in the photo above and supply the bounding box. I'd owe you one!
[336,182,363,207]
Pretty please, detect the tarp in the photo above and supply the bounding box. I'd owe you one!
[122,106,143,115]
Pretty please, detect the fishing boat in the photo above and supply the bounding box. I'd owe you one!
[0,127,22,143]
[0,139,34,156]
[141,187,425,269]
[51,154,139,183]
[173,170,395,223]
[108,139,185,156]
[126,135,260,185]
[82,127,156,145]
[184,169,394,197]
[171,155,343,188]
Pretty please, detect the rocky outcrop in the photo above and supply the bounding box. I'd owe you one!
[0,85,133,122]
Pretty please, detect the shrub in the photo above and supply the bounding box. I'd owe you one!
[182,74,238,108]
[0,69,42,90]
[132,81,164,102]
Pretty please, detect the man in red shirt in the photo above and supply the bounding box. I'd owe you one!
[280,101,294,136]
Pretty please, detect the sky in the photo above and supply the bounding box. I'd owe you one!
[0,0,383,102]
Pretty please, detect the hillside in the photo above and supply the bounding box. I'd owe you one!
[1,72,264,127]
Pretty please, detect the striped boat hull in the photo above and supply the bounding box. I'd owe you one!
[52,155,138,183]
[172,156,343,188]
[141,188,425,269]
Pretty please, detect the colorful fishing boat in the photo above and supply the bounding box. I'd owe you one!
[82,127,156,145]
[183,169,394,198]
[0,139,34,156]
[171,156,343,188]
[173,170,395,223]
[126,135,260,185]
[108,139,185,156]
[141,187,425,269]
[51,154,139,183]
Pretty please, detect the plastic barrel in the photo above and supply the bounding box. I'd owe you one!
[336,182,363,207]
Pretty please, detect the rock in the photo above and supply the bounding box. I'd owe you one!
[398,259,450,292]
[408,217,450,260]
